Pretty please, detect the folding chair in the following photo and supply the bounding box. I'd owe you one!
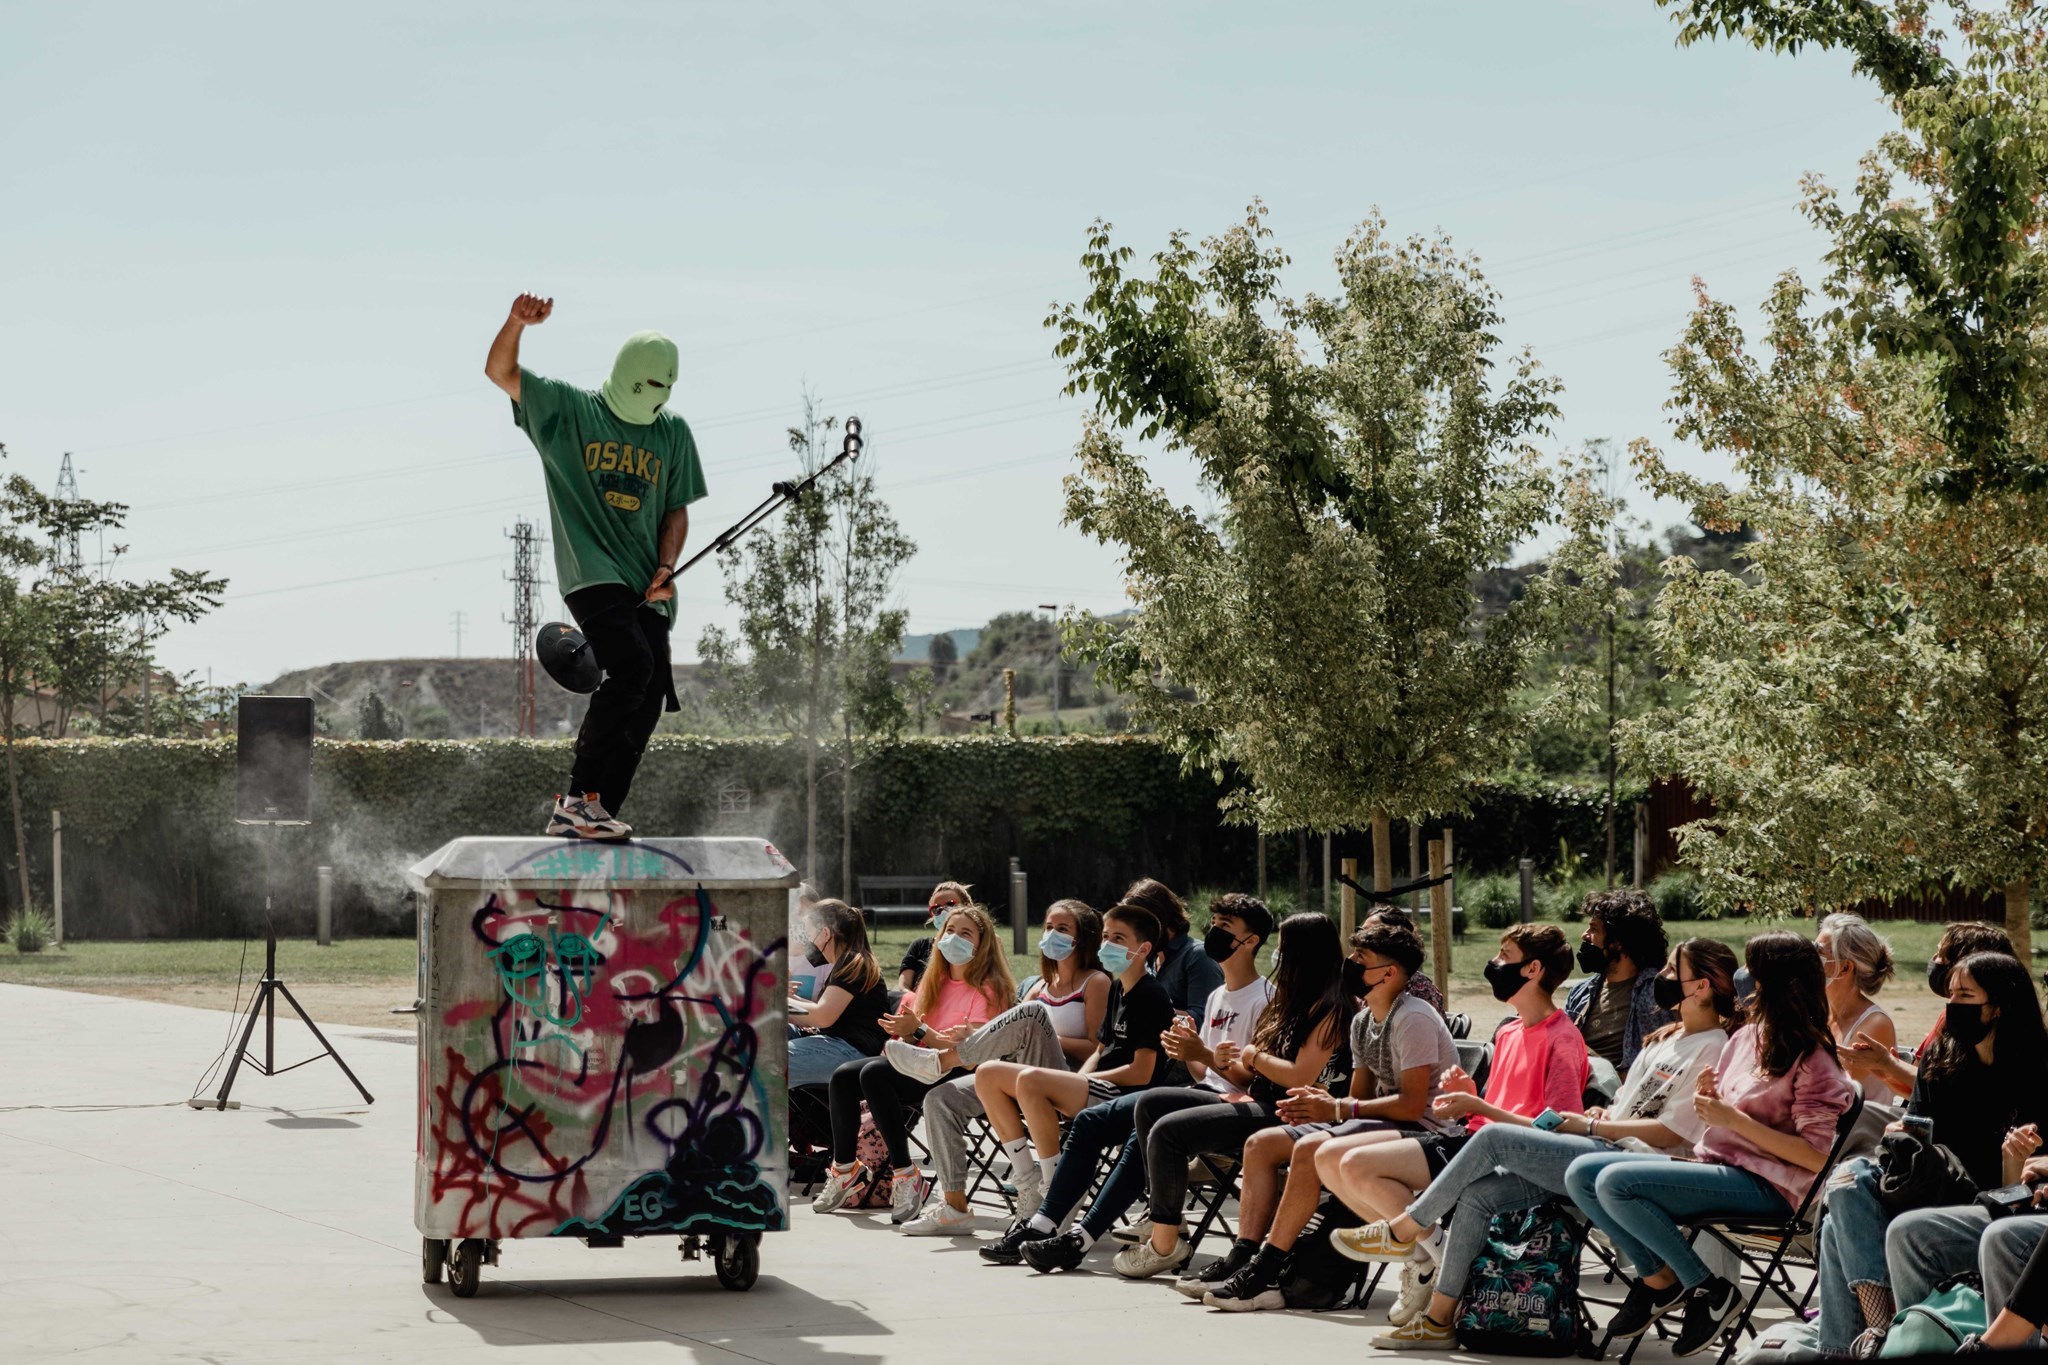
[961,1112,1019,1213]
[1614,1082,1866,1365]
[1184,1152,1242,1254]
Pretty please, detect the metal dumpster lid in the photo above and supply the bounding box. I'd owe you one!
[406,836,800,891]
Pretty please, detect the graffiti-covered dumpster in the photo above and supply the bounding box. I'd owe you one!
[408,836,796,1297]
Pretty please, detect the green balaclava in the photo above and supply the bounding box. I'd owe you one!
[599,330,680,425]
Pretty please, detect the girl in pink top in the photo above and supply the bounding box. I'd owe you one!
[812,905,1014,1222]
[1564,932,1854,1359]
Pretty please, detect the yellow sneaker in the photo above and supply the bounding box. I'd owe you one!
[1373,1313,1456,1350]
[1332,1220,1420,1264]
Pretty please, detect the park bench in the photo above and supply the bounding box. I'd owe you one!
[857,874,944,924]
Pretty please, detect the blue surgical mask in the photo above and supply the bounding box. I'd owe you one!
[937,933,975,966]
[1098,942,1133,976]
[1040,930,1075,961]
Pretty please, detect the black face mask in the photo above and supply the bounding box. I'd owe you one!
[1204,926,1243,964]
[1484,959,1529,1003]
[1651,974,1686,1011]
[804,942,829,969]
[1341,959,1369,996]
[1577,940,1611,976]
[1927,960,1951,998]
[1944,1001,1991,1047]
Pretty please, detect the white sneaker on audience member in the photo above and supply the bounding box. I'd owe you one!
[1112,1237,1192,1279]
[1112,1218,1189,1245]
[810,1164,865,1215]
[900,1202,974,1236]
[888,1169,931,1224]
[1386,1256,1436,1326]
[882,1039,944,1084]
[1010,1159,1044,1220]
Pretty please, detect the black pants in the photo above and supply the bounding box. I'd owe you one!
[828,1055,953,1169]
[1137,1088,1278,1226]
[565,584,676,814]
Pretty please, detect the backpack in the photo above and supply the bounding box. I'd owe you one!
[1454,1202,1595,1358]
[1281,1196,1373,1311]
[844,1103,896,1209]
[1878,1275,1987,1357]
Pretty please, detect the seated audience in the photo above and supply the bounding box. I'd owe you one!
[1813,949,2048,1354]
[1333,939,1737,1345]
[1363,904,1447,1016]
[1958,1203,2048,1352]
[1818,910,1898,1057]
[976,894,1273,1267]
[1099,912,1349,1281]
[893,900,1111,1235]
[1322,923,1587,1340]
[1190,918,1458,1310]
[1839,920,2017,1100]
[1564,888,1673,1074]
[972,902,1176,1217]
[1563,932,1854,1359]
[897,880,973,992]
[787,899,892,1089]
[812,903,1014,1222]
[1126,877,1224,1015]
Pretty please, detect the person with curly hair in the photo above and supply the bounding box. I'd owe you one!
[1565,887,1673,1074]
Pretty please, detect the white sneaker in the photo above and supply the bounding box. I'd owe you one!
[810,1164,863,1214]
[1386,1255,1437,1326]
[1112,1236,1193,1280]
[1010,1158,1045,1219]
[889,1169,932,1224]
[901,1201,975,1236]
[546,792,632,841]
[883,1038,944,1084]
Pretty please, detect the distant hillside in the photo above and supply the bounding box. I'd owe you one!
[896,628,981,663]
[264,657,703,739]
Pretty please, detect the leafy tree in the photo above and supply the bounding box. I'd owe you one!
[0,452,223,909]
[928,631,958,682]
[1659,0,2048,500]
[355,691,404,740]
[1052,204,1607,915]
[698,395,915,892]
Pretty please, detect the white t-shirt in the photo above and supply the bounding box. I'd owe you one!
[1195,977,1275,1093]
[1611,1026,1728,1152]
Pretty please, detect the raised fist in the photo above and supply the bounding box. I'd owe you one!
[509,293,554,326]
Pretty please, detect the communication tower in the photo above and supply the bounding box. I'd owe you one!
[506,520,545,737]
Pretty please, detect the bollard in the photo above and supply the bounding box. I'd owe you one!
[50,810,63,947]
[1518,857,1535,924]
[316,865,333,946]
[1008,859,1027,956]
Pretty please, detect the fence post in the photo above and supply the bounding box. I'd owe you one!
[1322,834,1331,915]
[1518,857,1535,924]
[316,865,333,946]
[1340,857,1358,942]
[1429,839,1451,1000]
[1009,857,1027,956]
[50,810,62,947]
[1633,802,1649,887]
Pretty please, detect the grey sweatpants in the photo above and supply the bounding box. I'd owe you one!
[922,999,1074,1194]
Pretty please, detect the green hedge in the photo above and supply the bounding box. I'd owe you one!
[0,736,1630,939]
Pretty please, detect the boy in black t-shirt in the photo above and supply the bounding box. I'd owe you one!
[973,904,1171,1217]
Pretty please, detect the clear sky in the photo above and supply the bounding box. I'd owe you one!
[0,1,1893,687]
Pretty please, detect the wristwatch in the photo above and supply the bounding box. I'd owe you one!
[912,1024,928,1043]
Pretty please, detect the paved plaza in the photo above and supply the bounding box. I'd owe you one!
[0,981,1726,1364]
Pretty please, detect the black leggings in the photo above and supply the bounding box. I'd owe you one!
[829,1055,950,1169]
[1137,1088,1279,1226]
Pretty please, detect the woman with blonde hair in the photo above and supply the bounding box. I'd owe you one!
[814,904,1015,1222]
[1817,911,1898,1057]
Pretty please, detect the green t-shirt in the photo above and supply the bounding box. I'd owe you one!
[511,368,708,620]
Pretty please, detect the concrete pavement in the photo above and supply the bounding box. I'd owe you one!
[0,982,1718,1364]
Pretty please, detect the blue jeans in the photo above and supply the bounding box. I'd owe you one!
[1565,1151,1789,1289]
[1407,1121,1620,1300]
[1815,1158,1890,1353]
[1036,1090,1144,1234]
[787,1026,865,1090]
[1887,1207,2048,1322]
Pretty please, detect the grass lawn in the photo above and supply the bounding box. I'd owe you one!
[0,937,417,986]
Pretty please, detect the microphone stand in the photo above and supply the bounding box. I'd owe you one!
[670,416,864,581]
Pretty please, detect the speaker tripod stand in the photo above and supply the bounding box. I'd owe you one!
[201,824,373,1110]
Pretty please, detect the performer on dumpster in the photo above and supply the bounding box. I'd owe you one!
[486,293,706,840]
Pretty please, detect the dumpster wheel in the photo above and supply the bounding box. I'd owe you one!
[449,1238,488,1298]
[421,1237,448,1284]
[714,1232,759,1291]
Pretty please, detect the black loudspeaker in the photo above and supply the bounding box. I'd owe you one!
[235,695,314,825]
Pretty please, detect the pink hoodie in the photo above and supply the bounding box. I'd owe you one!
[1696,1025,1855,1209]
